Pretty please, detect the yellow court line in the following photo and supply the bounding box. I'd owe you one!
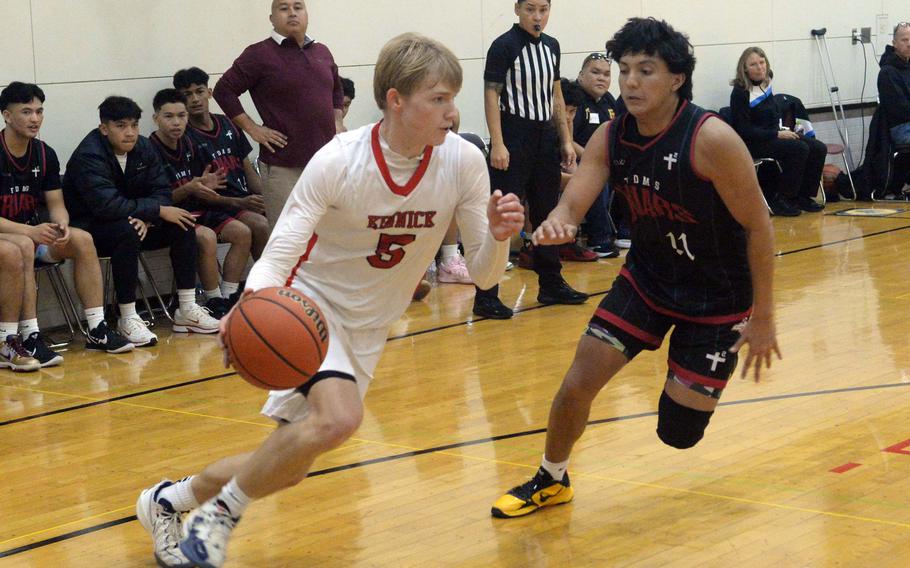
[0,505,135,548]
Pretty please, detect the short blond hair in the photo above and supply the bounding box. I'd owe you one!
[373,33,463,110]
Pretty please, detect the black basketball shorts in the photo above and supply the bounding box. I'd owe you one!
[586,273,751,391]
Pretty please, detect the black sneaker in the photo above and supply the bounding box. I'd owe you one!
[86,321,135,353]
[796,196,824,212]
[22,332,64,367]
[204,297,232,319]
[472,294,514,319]
[538,279,588,305]
[768,195,801,217]
[225,289,243,308]
[491,467,574,518]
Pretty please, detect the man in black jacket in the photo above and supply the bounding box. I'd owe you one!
[879,23,910,144]
[63,96,219,347]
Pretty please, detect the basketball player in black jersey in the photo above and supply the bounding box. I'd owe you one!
[0,82,133,366]
[492,18,780,519]
[173,67,269,264]
[150,89,253,319]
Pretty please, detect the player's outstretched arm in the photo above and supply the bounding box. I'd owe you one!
[694,116,781,382]
[532,121,611,246]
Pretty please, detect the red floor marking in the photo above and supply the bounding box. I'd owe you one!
[830,462,862,474]
[883,439,910,455]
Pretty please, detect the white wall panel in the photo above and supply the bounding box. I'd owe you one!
[39,78,175,166]
[644,0,773,45]
[771,0,879,41]
[545,2,638,55]
[311,0,485,64]
[31,0,266,83]
[689,44,747,112]
[0,1,895,173]
[773,37,877,108]
[0,0,36,86]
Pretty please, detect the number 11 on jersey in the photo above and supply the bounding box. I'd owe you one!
[666,231,695,261]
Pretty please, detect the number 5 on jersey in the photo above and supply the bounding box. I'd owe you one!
[367,233,416,268]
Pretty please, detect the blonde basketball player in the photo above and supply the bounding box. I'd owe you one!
[136,33,525,568]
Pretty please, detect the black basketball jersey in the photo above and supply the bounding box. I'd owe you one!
[608,100,752,319]
[0,133,60,224]
[150,132,206,209]
[186,114,252,198]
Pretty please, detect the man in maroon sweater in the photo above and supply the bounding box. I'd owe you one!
[214,0,345,231]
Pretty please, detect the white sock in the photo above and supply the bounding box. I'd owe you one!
[156,476,199,513]
[0,322,17,338]
[440,244,459,261]
[19,318,39,338]
[220,281,239,298]
[204,288,222,301]
[217,477,252,518]
[541,456,569,480]
[85,306,105,330]
[119,303,138,320]
[177,289,197,312]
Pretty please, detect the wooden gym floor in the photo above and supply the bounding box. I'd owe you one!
[2,201,910,567]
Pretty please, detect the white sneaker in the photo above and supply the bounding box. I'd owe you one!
[137,480,194,568]
[616,238,632,249]
[117,316,158,347]
[173,304,220,334]
[437,254,473,284]
[180,497,240,568]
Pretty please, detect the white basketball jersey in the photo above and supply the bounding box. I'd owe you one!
[246,122,509,329]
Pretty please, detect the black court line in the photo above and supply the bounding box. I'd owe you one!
[0,517,136,559]
[776,223,910,257]
[390,221,910,342]
[6,219,910,426]
[3,219,910,554]
[387,293,609,342]
[3,379,909,559]
[0,371,236,428]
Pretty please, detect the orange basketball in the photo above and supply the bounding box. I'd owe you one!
[224,287,330,390]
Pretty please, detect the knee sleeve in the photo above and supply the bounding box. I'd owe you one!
[656,390,714,449]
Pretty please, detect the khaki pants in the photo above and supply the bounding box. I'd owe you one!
[258,160,305,232]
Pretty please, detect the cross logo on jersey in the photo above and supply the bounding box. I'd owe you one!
[225,130,233,140]
[663,152,678,171]
[31,166,40,178]
[705,351,727,372]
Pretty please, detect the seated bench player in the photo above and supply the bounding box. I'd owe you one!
[0,82,133,365]
[62,96,219,346]
[149,88,254,318]
[0,239,39,371]
[174,67,269,271]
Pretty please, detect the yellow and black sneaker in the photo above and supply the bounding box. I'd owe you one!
[491,467,574,518]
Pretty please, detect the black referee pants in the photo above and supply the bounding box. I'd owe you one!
[478,114,563,298]
[89,218,197,304]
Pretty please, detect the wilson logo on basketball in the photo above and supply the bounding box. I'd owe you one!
[278,289,329,342]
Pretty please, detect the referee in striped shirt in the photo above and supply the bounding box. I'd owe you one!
[474,0,588,319]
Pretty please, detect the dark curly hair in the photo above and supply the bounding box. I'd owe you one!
[606,17,696,101]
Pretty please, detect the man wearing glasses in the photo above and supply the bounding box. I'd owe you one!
[574,53,621,258]
[879,22,910,144]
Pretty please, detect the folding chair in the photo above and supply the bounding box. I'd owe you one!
[34,260,88,347]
